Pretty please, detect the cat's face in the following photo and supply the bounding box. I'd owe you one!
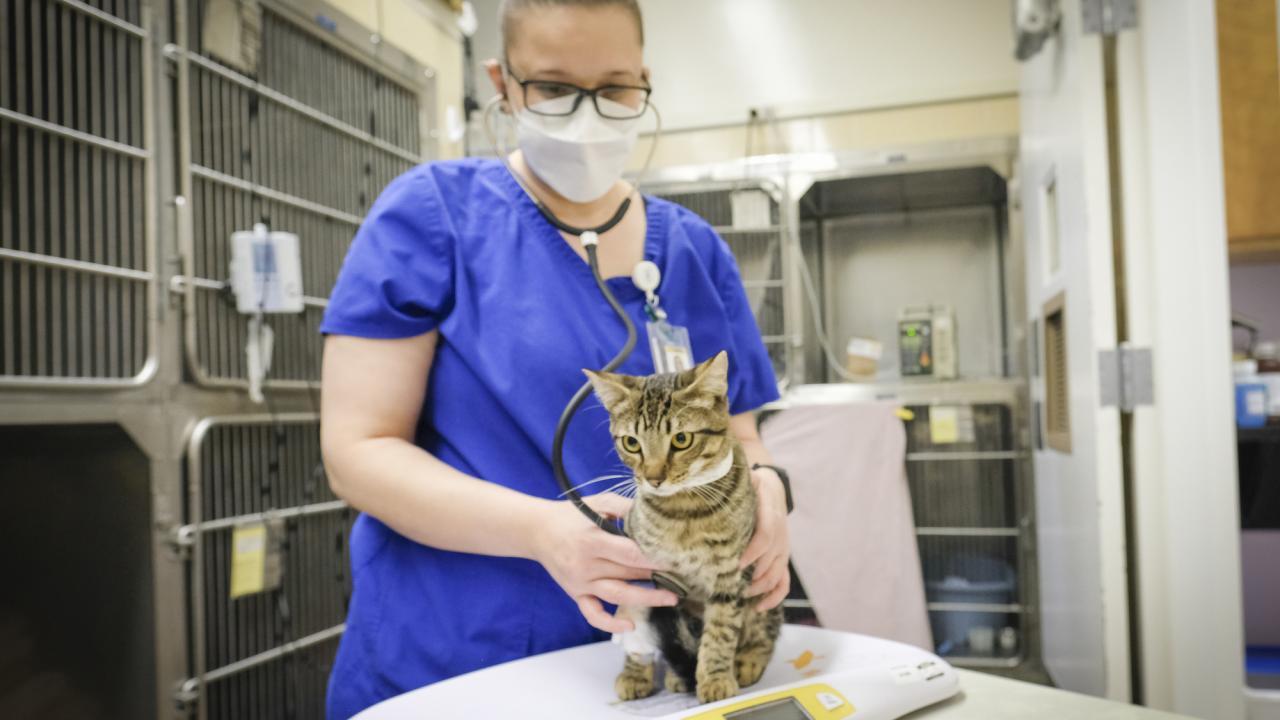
[585,351,734,497]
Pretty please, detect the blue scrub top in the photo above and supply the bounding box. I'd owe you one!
[320,158,779,718]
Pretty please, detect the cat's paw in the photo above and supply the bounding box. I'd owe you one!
[615,666,657,701]
[696,673,739,704]
[735,654,768,687]
[663,670,689,694]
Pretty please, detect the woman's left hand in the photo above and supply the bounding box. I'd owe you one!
[741,467,791,611]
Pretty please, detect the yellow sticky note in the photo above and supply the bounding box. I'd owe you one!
[230,523,267,599]
[930,406,959,444]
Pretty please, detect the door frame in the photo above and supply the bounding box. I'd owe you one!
[1116,0,1246,716]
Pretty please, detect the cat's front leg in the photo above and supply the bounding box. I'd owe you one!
[614,606,658,700]
[616,653,657,700]
[695,575,748,703]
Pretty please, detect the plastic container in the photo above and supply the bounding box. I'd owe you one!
[1256,342,1280,420]
[1236,360,1270,429]
[926,555,1016,654]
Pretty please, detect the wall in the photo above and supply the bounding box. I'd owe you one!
[1231,263,1280,344]
[640,0,1018,131]
[466,0,1020,165]
[326,0,467,158]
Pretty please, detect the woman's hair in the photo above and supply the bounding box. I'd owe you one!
[499,0,644,60]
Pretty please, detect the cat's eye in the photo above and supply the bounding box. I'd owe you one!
[671,432,693,450]
[620,436,642,454]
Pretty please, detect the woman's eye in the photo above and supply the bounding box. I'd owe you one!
[600,86,645,108]
[529,81,574,100]
[671,432,693,450]
[620,436,641,453]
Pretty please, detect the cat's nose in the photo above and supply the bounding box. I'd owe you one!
[644,473,665,487]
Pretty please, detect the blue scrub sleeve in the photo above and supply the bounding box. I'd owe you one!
[320,168,454,338]
[704,230,782,415]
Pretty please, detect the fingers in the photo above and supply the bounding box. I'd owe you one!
[745,552,790,610]
[739,530,770,570]
[598,534,665,571]
[592,578,679,609]
[746,552,787,597]
[595,559,659,582]
[755,574,791,612]
[583,492,633,519]
[577,596,633,634]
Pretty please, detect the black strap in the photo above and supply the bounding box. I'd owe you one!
[532,196,632,237]
[752,463,795,514]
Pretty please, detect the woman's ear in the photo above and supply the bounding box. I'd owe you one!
[484,59,508,104]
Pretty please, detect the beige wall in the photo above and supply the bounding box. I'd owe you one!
[635,95,1019,170]
[326,0,466,158]
[640,0,1019,131]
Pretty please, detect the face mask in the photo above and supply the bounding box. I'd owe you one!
[515,94,641,203]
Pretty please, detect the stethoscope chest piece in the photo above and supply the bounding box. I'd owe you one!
[652,570,690,600]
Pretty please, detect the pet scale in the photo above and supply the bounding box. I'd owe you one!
[354,625,960,719]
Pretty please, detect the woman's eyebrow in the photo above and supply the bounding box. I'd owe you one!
[520,68,642,85]
[603,70,644,82]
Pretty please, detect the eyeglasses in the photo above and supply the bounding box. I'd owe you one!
[506,68,651,120]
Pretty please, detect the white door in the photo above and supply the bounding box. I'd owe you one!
[1019,0,1131,700]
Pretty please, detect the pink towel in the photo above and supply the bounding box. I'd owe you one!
[761,401,933,650]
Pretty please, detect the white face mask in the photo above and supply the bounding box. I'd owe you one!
[515,94,641,204]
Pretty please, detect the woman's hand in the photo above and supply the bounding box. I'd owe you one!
[741,468,792,611]
[532,493,679,634]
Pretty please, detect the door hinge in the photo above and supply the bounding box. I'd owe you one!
[1082,0,1137,35]
[1099,344,1153,411]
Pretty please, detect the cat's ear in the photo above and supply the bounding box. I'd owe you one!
[679,350,730,401]
[583,369,637,411]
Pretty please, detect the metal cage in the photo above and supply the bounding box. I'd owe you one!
[1,0,438,715]
[650,181,795,384]
[178,414,351,720]
[0,0,159,388]
[172,0,426,391]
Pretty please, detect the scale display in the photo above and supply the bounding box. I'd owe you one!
[724,697,811,719]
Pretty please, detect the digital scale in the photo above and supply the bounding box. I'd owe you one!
[355,625,960,720]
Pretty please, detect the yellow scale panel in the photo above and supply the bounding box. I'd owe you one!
[682,683,856,719]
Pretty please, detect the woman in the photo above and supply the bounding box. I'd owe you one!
[319,0,791,716]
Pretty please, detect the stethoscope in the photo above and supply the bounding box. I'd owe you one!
[525,179,691,601]
[483,96,689,599]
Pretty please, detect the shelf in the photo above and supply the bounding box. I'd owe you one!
[916,527,1020,537]
[947,655,1023,669]
[907,451,1025,462]
[712,224,783,234]
[1229,236,1280,264]
[928,602,1023,614]
[1238,426,1280,443]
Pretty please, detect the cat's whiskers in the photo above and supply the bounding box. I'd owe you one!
[600,478,639,496]
[557,473,634,498]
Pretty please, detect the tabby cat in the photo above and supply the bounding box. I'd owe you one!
[585,350,783,704]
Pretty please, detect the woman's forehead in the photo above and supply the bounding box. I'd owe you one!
[505,5,644,83]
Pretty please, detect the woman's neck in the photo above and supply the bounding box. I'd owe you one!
[508,150,632,228]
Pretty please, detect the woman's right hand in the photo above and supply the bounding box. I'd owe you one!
[532,493,679,634]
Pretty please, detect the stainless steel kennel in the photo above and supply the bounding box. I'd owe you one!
[0,0,434,716]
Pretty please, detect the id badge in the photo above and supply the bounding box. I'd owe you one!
[647,319,694,373]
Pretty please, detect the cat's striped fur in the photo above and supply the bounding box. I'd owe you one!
[585,351,783,704]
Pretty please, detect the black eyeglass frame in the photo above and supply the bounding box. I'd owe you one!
[505,68,652,120]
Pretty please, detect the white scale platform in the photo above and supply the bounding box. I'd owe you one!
[355,625,960,719]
